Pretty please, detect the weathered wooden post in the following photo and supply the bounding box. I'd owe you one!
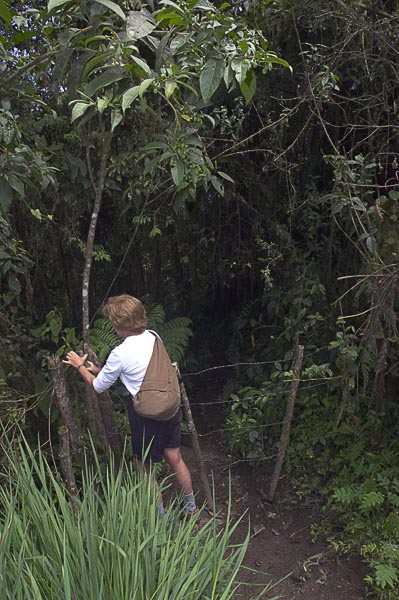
[58,425,78,497]
[48,355,84,465]
[174,364,214,510]
[268,343,304,502]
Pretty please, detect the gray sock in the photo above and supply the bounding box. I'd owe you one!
[183,491,196,512]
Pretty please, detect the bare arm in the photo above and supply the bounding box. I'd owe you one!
[62,351,101,386]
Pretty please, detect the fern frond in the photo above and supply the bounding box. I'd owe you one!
[154,317,193,363]
[88,308,192,365]
[146,304,166,328]
[89,318,121,363]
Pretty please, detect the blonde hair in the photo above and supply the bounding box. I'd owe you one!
[102,295,147,332]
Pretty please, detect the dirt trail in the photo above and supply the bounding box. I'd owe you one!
[180,428,367,600]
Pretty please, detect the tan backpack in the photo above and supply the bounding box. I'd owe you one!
[132,332,181,421]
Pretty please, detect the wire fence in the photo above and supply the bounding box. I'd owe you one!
[97,343,342,469]
[174,343,342,470]
[2,343,343,473]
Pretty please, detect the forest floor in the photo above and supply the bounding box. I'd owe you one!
[173,386,368,600]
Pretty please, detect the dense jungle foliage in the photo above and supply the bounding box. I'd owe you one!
[1,0,399,597]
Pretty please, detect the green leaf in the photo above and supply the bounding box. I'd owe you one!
[231,58,251,85]
[217,171,234,183]
[366,236,377,254]
[11,31,37,45]
[165,80,178,99]
[150,225,161,238]
[204,114,215,127]
[139,78,154,97]
[47,0,73,10]
[30,208,43,221]
[240,69,256,104]
[171,159,185,187]
[85,70,125,97]
[126,9,156,40]
[131,56,151,77]
[0,1,12,28]
[0,177,12,212]
[111,110,122,131]
[264,53,292,73]
[159,0,185,14]
[144,155,165,176]
[122,85,140,112]
[48,313,62,339]
[93,0,126,21]
[193,0,216,12]
[155,8,185,27]
[7,174,24,198]
[97,97,108,113]
[224,65,234,90]
[211,175,224,196]
[82,54,109,80]
[200,57,224,103]
[71,101,91,122]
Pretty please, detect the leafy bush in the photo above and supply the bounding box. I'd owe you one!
[223,359,335,464]
[0,437,275,600]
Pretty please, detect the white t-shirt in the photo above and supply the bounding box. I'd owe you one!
[93,330,155,396]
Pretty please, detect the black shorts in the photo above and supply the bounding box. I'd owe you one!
[127,403,182,463]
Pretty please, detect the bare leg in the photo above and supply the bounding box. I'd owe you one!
[163,447,193,495]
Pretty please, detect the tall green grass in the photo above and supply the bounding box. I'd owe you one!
[0,439,276,599]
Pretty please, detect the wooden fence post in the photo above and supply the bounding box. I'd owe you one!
[268,343,304,502]
[58,425,78,497]
[48,355,84,465]
[174,364,214,510]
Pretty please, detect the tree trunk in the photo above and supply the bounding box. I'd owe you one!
[82,126,112,344]
[80,124,112,447]
[84,344,123,459]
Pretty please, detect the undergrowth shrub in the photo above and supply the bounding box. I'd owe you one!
[0,437,276,600]
[288,415,399,600]
[325,440,399,599]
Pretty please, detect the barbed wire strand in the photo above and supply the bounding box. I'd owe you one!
[192,377,341,406]
[181,345,331,377]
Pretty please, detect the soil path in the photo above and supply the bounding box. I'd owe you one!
[177,400,367,600]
